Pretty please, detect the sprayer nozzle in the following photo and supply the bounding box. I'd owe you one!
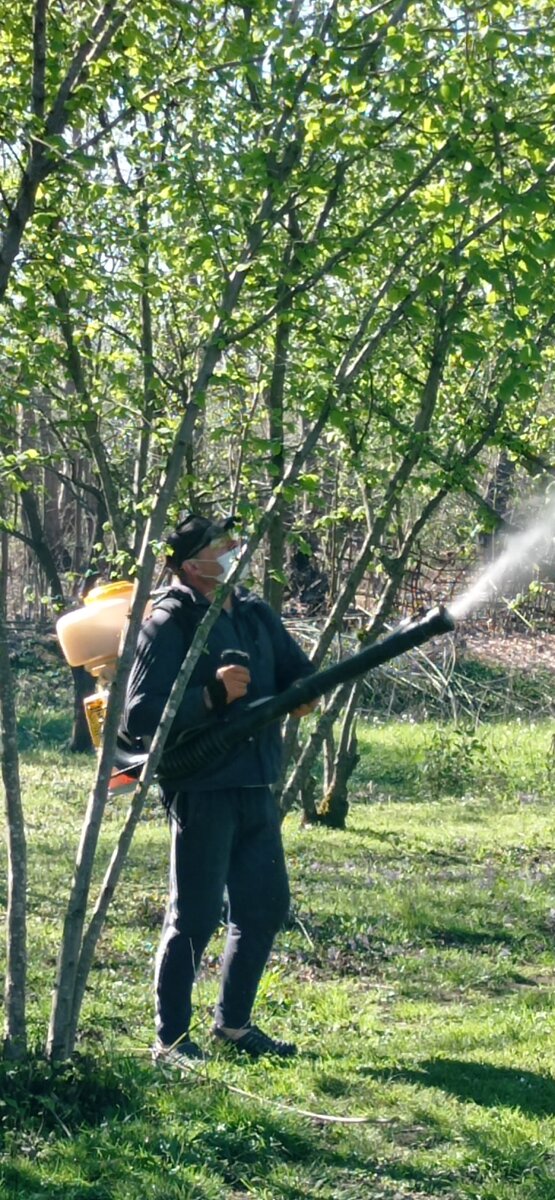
[430,603,456,632]
[409,603,456,636]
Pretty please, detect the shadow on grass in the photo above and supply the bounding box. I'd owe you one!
[363,1057,555,1117]
[0,1052,338,1153]
[424,924,525,950]
[1,1162,112,1200]
[0,1052,467,1191]
[5,1052,550,1198]
[292,907,547,968]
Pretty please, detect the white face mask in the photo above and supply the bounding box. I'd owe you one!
[192,545,247,584]
[215,546,248,582]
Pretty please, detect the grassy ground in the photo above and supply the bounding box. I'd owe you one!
[1,689,555,1198]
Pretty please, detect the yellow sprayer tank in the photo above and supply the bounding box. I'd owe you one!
[56,580,140,678]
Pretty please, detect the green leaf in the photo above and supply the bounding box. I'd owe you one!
[298,474,321,493]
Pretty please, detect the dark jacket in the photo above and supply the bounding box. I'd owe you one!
[122,583,314,791]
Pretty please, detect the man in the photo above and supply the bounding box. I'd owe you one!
[122,513,315,1065]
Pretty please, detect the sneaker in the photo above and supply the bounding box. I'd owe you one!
[212,1024,297,1059]
[152,1037,206,1070]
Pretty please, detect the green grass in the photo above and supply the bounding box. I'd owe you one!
[1,692,555,1198]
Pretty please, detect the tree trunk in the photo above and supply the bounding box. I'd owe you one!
[299,774,319,825]
[0,527,27,1060]
[133,190,157,558]
[323,729,335,795]
[69,666,94,753]
[19,484,65,606]
[46,391,204,1060]
[478,450,517,559]
[318,681,361,829]
[277,307,458,817]
[46,155,350,1056]
[263,274,291,614]
[280,682,350,817]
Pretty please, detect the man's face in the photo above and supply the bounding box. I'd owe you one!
[180,532,239,588]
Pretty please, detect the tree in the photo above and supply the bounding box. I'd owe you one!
[0,525,27,1060]
[2,0,555,1058]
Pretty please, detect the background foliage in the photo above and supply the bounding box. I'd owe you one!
[1,0,555,1070]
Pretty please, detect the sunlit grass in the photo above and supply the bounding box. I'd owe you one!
[1,712,555,1198]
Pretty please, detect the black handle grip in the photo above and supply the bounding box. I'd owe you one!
[220,649,250,668]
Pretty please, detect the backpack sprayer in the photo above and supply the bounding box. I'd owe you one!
[56,588,455,793]
[56,581,153,751]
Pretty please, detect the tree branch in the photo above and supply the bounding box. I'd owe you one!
[45,1,133,138]
[32,0,48,120]
[0,2,134,302]
[231,140,449,345]
[51,286,132,559]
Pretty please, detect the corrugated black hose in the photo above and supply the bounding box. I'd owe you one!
[156,605,455,787]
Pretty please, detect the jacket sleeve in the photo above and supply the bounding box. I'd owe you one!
[257,602,315,692]
[123,608,210,741]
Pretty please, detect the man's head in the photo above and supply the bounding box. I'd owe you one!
[165,513,238,595]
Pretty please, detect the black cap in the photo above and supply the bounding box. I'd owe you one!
[165,513,235,568]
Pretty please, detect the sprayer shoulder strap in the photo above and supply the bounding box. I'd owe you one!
[154,587,206,641]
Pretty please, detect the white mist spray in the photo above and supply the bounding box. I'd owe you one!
[449,493,555,622]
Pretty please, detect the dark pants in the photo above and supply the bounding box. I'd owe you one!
[155,786,290,1046]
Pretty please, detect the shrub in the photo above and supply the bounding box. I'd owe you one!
[420,722,487,800]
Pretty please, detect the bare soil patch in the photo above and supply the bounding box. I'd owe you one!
[457,628,555,673]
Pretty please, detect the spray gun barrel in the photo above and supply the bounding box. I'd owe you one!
[157,604,455,787]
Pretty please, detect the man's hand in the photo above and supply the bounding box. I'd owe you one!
[290,699,318,718]
[216,663,251,704]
